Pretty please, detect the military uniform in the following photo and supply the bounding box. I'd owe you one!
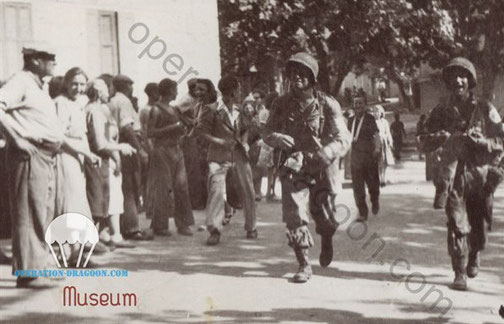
[264,52,351,282]
[421,57,504,290]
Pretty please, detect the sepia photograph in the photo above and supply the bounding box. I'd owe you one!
[0,0,503,323]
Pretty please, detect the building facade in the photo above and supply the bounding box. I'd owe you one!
[0,0,221,105]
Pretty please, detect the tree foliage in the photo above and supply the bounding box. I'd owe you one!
[218,0,504,105]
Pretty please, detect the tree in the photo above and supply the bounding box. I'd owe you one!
[360,0,456,110]
[218,0,457,107]
[435,0,504,101]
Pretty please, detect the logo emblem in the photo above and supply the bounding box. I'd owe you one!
[44,213,99,268]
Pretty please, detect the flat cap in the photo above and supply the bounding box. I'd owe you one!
[22,46,56,61]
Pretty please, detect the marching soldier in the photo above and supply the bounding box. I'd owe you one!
[421,57,504,290]
[264,52,351,283]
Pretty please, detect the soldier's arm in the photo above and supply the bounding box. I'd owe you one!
[419,105,450,152]
[318,97,351,161]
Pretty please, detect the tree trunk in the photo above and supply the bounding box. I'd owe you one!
[331,59,351,99]
[317,53,331,93]
[387,66,414,111]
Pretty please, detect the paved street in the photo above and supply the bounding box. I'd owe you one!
[1,158,503,324]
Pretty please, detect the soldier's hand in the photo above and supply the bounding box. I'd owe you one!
[276,134,295,150]
[437,130,451,138]
[468,133,489,150]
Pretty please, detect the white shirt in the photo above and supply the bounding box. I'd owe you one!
[0,70,64,143]
[217,99,240,126]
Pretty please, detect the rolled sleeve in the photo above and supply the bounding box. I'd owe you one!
[118,105,135,129]
[0,73,26,110]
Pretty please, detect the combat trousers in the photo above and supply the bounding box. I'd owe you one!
[351,152,380,217]
[446,162,490,272]
[279,163,340,249]
[436,135,469,206]
[7,146,60,273]
[205,153,256,233]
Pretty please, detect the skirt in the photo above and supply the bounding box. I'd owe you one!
[60,153,92,218]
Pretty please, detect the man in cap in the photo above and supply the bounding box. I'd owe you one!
[421,57,504,290]
[347,96,382,222]
[264,52,351,283]
[0,46,100,288]
[108,74,151,240]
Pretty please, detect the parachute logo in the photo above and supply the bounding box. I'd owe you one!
[44,213,99,268]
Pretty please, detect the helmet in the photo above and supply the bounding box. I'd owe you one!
[286,52,319,82]
[442,57,477,89]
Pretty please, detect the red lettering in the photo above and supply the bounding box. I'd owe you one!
[99,293,109,306]
[89,293,98,306]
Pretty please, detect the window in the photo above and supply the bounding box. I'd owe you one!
[0,2,33,80]
[98,11,119,75]
[86,10,119,77]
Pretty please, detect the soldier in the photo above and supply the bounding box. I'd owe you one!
[0,46,99,288]
[421,57,504,290]
[264,52,351,283]
[347,96,382,222]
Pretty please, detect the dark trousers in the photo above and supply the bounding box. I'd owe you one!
[7,146,60,272]
[351,153,380,217]
[149,144,194,231]
[393,137,402,160]
[0,147,11,239]
[120,154,141,235]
